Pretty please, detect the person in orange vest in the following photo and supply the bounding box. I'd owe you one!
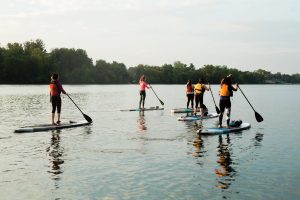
[186,80,194,109]
[139,75,150,109]
[50,73,66,125]
[194,79,210,117]
[218,74,238,128]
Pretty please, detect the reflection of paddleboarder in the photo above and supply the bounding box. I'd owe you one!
[215,135,236,190]
[139,75,150,110]
[138,111,147,132]
[46,131,64,177]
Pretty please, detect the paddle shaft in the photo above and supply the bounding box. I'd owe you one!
[66,93,85,114]
[237,86,256,112]
[149,84,164,105]
[210,89,218,108]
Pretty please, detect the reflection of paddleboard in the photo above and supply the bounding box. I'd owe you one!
[14,120,91,133]
[199,123,251,135]
[120,106,163,112]
[171,108,200,113]
[177,113,219,121]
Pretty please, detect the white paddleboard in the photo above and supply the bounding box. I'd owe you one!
[120,106,164,112]
[14,120,91,133]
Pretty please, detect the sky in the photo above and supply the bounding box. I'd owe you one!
[0,0,299,74]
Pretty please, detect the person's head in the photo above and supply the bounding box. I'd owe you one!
[227,74,232,80]
[198,78,204,84]
[140,75,145,81]
[51,73,59,80]
[187,79,192,85]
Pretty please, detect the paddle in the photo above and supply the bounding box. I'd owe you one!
[149,84,164,106]
[209,85,220,114]
[65,93,93,123]
[238,85,263,122]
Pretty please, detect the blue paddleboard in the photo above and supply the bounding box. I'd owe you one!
[198,122,251,135]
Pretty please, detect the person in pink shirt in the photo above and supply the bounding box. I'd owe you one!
[139,75,150,109]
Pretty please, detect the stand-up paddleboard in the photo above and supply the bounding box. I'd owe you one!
[198,122,251,135]
[177,113,219,121]
[120,106,164,112]
[171,108,200,113]
[14,120,91,133]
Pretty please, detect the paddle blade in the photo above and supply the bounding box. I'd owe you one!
[255,111,263,122]
[159,99,165,106]
[215,106,220,114]
[83,114,93,123]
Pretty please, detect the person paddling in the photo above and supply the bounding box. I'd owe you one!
[139,75,150,110]
[218,74,238,128]
[50,73,66,125]
[194,79,210,117]
[186,80,194,109]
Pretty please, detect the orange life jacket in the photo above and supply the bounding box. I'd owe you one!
[50,81,61,96]
[220,84,231,97]
[186,84,193,93]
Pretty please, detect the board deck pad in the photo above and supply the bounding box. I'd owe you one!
[171,108,200,113]
[177,113,219,121]
[198,122,251,135]
[14,120,91,133]
[120,106,164,112]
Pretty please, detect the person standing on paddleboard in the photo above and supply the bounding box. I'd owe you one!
[50,73,66,125]
[218,74,238,128]
[194,79,210,117]
[186,80,194,109]
[139,75,150,110]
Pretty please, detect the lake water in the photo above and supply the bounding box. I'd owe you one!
[0,85,299,199]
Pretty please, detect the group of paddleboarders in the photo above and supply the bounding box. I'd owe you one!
[49,73,237,128]
[186,74,238,128]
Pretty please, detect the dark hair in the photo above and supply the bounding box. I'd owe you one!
[198,78,204,84]
[52,73,59,80]
[221,76,232,85]
[187,79,192,86]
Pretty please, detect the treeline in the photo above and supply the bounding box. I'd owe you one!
[0,39,299,84]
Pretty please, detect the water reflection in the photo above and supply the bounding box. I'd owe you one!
[254,132,264,147]
[215,135,236,190]
[46,130,64,180]
[138,111,147,132]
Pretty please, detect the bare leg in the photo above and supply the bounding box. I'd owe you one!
[57,113,61,123]
[200,108,204,117]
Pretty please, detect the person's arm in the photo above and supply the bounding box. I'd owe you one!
[56,80,66,94]
[146,83,150,89]
[205,83,210,91]
[231,84,238,91]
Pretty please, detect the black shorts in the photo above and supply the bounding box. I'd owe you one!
[140,90,146,98]
[219,98,231,113]
[51,96,62,113]
[195,94,204,108]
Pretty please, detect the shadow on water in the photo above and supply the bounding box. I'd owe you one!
[46,130,64,182]
[215,134,237,191]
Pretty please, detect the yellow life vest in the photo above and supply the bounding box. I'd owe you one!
[220,84,231,97]
[195,83,203,95]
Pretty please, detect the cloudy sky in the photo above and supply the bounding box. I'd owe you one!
[0,0,299,74]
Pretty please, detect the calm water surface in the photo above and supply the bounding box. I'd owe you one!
[0,85,299,199]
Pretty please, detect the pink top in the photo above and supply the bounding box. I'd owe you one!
[139,80,150,91]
